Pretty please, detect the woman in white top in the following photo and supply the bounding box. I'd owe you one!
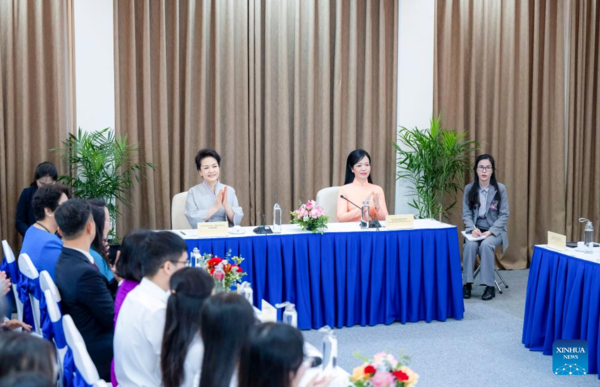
[185,149,243,227]
[160,268,214,387]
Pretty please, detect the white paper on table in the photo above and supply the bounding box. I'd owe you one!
[261,300,277,323]
[462,230,487,242]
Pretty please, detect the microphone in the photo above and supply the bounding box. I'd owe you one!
[339,195,382,230]
[339,195,362,210]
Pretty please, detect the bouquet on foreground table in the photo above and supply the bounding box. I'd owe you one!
[290,200,329,234]
[350,351,418,387]
[202,251,247,289]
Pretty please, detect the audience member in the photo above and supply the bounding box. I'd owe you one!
[20,184,70,278]
[161,267,214,387]
[238,323,333,387]
[88,199,114,282]
[110,229,151,386]
[16,162,59,237]
[0,372,54,387]
[54,199,114,380]
[114,231,188,387]
[199,293,256,387]
[0,331,56,381]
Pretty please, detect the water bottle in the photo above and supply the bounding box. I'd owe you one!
[191,248,200,267]
[360,200,370,229]
[275,302,297,328]
[319,326,338,372]
[273,203,282,233]
[238,282,254,305]
[213,263,226,293]
[580,218,594,254]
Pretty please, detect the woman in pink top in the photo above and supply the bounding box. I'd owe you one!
[337,149,389,222]
[111,229,151,386]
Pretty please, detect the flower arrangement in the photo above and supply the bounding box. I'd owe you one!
[202,251,247,289]
[350,352,418,387]
[290,200,329,234]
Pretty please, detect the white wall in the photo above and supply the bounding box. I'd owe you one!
[73,0,115,133]
[394,0,435,215]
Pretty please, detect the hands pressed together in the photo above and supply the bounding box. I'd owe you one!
[1,271,32,331]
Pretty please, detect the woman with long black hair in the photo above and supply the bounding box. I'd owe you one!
[161,267,214,387]
[462,154,509,301]
[336,149,389,222]
[199,293,256,387]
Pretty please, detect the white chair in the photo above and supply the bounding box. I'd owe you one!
[316,186,340,222]
[44,289,67,386]
[172,192,191,229]
[63,315,104,386]
[1,240,24,324]
[40,270,61,303]
[18,253,42,334]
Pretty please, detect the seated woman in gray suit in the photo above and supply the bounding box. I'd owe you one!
[462,154,509,301]
[185,149,243,227]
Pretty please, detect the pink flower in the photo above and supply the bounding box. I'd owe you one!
[297,208,306,218]
[372,372,394,387]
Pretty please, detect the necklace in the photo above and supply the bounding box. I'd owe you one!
[35,221,52,234]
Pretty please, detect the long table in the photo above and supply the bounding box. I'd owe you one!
[178,220,464,330]
[522,245,600,378]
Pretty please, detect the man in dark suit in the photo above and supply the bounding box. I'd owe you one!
[54,199,114,380]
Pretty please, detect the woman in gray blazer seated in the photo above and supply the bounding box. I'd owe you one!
[462,154,509,301]
[185,149,243,227]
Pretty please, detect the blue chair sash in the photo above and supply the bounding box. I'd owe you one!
[17,276,34,327]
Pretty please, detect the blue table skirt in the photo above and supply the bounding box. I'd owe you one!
[185,227,464,330]
[522,246,600,377]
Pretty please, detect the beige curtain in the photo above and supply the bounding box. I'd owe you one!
[114,0,398,232]
[566,0,600,242]
[434,0,566,269]
[0,0,74,249]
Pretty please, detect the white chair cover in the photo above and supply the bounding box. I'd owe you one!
[172,191,191,229]
[63,315,101,386]
[1,240,23,324]
[18,253,41,334]
[316,186,340,222]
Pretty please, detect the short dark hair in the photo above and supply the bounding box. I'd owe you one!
[238,323,305,387]
[0,332,56,380]
[54,199,93,240]
[0,372,54,387]
[195,149,221,171]
[141,231,188,277]
[31,184,70,221]
[31,162,58,186]
[116,229,152,281]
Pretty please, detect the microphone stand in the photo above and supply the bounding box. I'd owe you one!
[253,213,273,234]
[340,195,381,230]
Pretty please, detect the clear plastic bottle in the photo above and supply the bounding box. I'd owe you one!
[213,263,226,293]
[361,200,370,229]
[275,302,297,327]
[273,203,282,233]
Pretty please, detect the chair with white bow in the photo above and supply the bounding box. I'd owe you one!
[18,253,42,335]
[1,240,24,324]
[63,314,110,387]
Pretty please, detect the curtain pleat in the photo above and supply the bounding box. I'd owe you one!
[566,0,600,242]
[114,0,398,232]
[0,0,73,249]
[434,0,566,269]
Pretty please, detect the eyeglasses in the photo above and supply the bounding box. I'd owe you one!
[477,166,493,172]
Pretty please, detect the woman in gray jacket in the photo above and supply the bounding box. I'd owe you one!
[462,154,509,301]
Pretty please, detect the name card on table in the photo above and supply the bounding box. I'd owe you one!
[197,222,229,237]
[548,231,567,251]
[386,214,414,229]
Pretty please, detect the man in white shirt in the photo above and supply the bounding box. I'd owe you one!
[114,231,189,387]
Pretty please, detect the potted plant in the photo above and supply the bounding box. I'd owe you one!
[393,117,478,221]
[52,128,155,245]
